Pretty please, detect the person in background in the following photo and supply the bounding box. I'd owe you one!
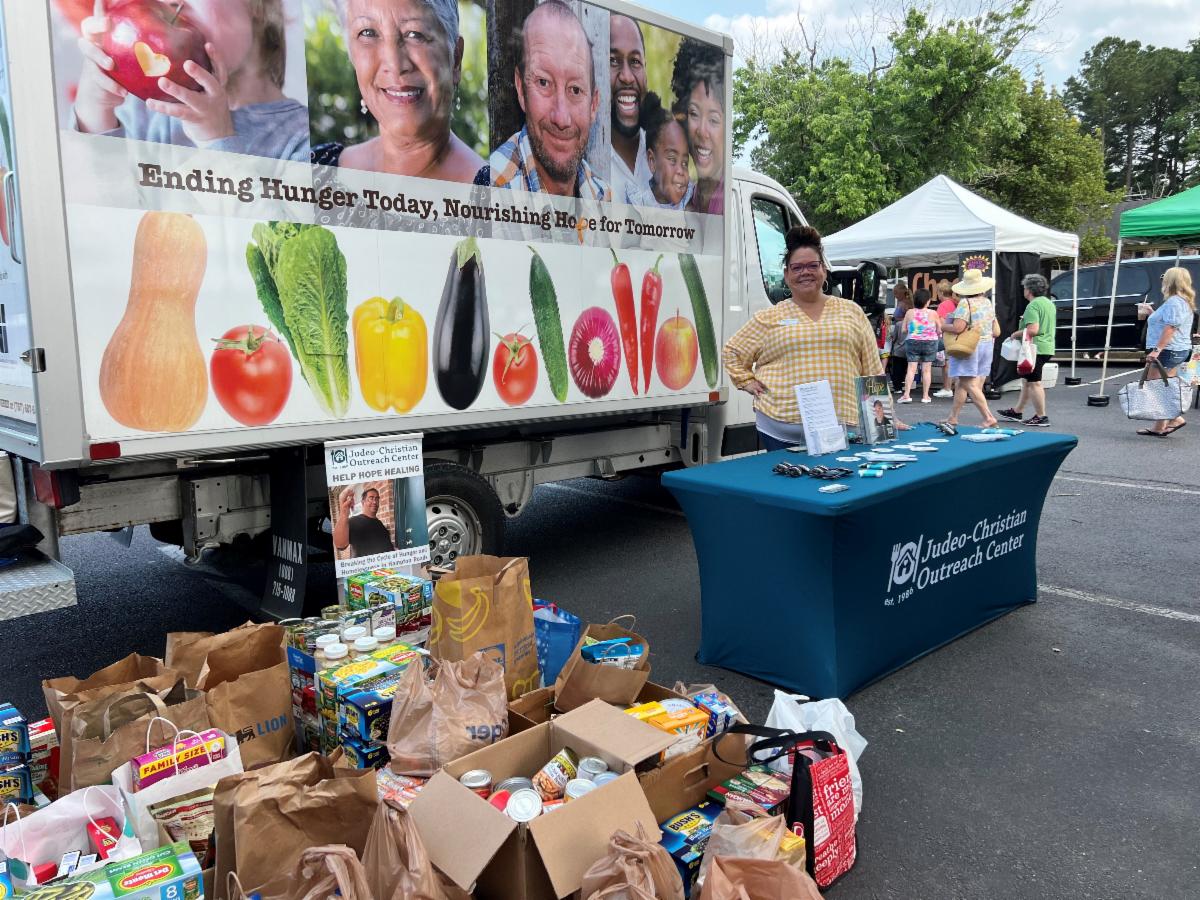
[943,268,999,428]
[999,274,1056,427]
[624,92,693,209]
[723,226,884,450]
[1137,266,1196,437]
[886,280,912,393]
[899,288,941,404]
[75,0,309,161]
[934,279,958,397]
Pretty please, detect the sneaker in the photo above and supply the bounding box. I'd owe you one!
[1022,415,1050,427]
[921,397,932,403]
[998,408,1023,421]
[934,389,953,398]
[897,397,913,404]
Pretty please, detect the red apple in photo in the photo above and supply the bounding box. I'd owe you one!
[54,0,95,30]
[100,0,212,103]
[655,312,698,390]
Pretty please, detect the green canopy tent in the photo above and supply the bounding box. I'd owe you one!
[1092,185,1200,404]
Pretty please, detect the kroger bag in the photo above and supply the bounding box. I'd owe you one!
[697,856,822,900]
[213,752,377,897]
[112,717,244,851]
[361,799,472,900]
[0,787,142,886]
[764,691,866,818]
[386,652,508,776]
[230,845,373,900]
[67,680,211,792]
[580,825,685,900]
[533,601,583,686]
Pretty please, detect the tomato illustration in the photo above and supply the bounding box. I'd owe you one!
[492,331,538,406]
[210,325,293,425]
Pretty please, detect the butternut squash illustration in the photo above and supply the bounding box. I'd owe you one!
[100,211,209,432]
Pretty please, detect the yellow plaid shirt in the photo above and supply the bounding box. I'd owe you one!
[723,297,884,424]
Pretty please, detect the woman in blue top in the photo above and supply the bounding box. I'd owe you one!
[1139,267,1197,437]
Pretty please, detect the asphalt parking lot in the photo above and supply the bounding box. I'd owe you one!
[2,363,1196,899]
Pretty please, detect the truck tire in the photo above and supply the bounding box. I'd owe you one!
[424,461,504,566]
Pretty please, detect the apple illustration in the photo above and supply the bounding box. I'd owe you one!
[99,0,211,104]
[655,312,699,390]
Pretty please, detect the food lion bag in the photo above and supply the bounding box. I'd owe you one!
[430,556,539,700]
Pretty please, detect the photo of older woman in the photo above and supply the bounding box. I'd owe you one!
[670,36,725,215]
[308,0,486,182]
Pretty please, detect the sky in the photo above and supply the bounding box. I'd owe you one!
[636,0,1200,88]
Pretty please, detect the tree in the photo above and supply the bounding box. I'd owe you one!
[972,81,1116,262]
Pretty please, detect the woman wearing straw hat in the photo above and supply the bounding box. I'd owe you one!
[942,267,999,428]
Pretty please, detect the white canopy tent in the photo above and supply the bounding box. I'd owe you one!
[823,175,1082,379]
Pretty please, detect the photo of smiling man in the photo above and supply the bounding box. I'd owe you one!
[608,12,650,203]
[490,0,610,199]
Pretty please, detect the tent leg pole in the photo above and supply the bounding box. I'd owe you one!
[1089,238,1123,407]
[1066,251,1081,385]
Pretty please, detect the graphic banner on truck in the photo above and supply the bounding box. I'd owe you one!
[324,432,430,578]
[47,0,729,446]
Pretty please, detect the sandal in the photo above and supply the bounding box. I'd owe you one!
[1167,420,1187,434]
[1136,428,1170,437]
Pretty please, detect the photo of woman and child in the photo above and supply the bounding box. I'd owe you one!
[64,0,310,161]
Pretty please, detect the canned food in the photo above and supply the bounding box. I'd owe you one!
[488,789,511,811]
[564,778,595,801]
[541,799,566,813]
[505,789,543,822]
[495,777,534,796]
[460,769,493,799]
[592,772,619,787]
[578,757,608,781]
[321,605,344,621]
[531,747,579,801]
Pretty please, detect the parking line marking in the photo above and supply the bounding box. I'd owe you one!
[1054,475,1200,497]
[1040,583,1200,624]
[1061,368,1140,387]
[540,482,686,517]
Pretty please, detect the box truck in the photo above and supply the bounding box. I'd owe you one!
[0,0,878,615]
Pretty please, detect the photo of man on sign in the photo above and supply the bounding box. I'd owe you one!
[333,483,395,559]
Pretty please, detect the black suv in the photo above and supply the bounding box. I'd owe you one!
[1050,257,1200,352]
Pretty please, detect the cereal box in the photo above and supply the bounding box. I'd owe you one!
[130,729,227,792]
[339,673,409,743]
[340,736,389,770]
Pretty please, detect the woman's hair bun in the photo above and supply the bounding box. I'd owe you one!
[785,225,824,253]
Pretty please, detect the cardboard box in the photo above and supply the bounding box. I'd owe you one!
[409,699,676,900]
[509,682,688,735]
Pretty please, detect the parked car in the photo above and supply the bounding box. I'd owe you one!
[1050,257,1200,352]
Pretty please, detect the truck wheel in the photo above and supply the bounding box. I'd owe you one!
[424,462,504,566]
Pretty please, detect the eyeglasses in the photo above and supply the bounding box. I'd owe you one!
[787,262,824,275]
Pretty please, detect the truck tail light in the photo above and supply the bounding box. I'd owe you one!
[31,465,81,509]
[89,442,121,461]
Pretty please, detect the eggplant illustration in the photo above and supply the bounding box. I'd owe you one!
[434,237,489,410]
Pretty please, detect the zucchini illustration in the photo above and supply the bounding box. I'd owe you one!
[529,247,568,402]
[680,253,718,388]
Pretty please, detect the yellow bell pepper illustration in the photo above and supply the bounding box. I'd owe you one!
[353,297,428,413]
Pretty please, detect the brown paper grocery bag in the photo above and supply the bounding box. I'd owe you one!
[165,621,269,688]
[43,653,175,734]
[212,753,378,898]
[430,555,539,700]
[192,625,293,769]
[67,680,210,791]
[554,619,652,713]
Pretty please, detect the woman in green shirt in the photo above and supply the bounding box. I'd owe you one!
[999,274,1056,427]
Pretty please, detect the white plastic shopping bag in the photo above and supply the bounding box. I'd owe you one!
[762,691,867,820]
[112,717,243,850]
[0,786,141,885]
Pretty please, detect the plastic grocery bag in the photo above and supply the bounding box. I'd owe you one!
[1000,336,1022,362]
[0,787,142,886]
[361,799,472,900]
[231,845,373,900]
[696,856,822,900]
[696,809,806,888]
[112,717,243,851]
[386,652,508,776]
[533,601,583,686]
[580,825,685,900]
[763,691,867,818]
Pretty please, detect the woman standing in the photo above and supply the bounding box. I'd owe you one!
[899,288,941,404]
[934,279,958,397]
[886,280,912,393]
[723,226,884,450]
[1138,266,1196,437]
[943,268,999,428]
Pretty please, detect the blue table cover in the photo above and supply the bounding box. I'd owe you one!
[662,424,1077,698]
